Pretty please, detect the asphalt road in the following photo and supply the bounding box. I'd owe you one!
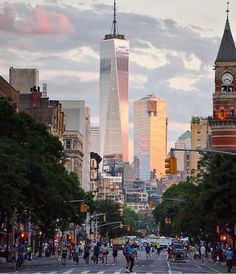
[0,249,234,273]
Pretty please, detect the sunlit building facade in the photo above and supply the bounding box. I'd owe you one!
[134,94,167,179]
[99,2,129,162]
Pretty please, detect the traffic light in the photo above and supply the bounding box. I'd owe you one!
[149,199,154,209]
[220,234,227,241]
[67,234,72,242]
[103,215,106,222]
[164,218,171,224]
[127,225,131,232]
[20,232,25,239]
[119,223,123,229]
[165,156,177,174]
[80,203,89,212]
[216,225,220,234]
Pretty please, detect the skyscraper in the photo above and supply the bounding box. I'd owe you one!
[134,94,167,179]
[90,127,100,155]
[100,0,129,162]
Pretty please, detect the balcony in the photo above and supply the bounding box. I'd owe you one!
[209,117,236,127]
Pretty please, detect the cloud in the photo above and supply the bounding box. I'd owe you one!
[0,5,74,34]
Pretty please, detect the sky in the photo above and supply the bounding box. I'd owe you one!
[0,0,235,162]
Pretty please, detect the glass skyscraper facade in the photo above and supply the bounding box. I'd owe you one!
[134,94,167,179]
[99,4,129,162]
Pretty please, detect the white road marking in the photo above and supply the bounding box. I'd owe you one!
[97,272,105,274]
[114,272,121,274]
[81,272,89,274]
[63,269,74,274]
[167,260,172,274]
[203,263,221,273]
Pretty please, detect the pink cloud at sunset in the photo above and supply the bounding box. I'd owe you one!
[0,5,74,35]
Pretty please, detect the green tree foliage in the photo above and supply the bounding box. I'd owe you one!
[0,98,89,238]
[153,152,236,242]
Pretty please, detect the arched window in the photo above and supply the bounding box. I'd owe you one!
[231,109,235,118]
[220,109,225,119]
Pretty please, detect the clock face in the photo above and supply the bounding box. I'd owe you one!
[222,72,233,84]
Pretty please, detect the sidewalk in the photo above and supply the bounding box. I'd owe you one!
[0,255,66,272]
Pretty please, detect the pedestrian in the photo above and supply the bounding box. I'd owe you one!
[224,246,233,273]
[83,243,90,264]
[112,245,118,262]
[200,244,206,262]
[167,245,172,261]
[93,243,100,264]
[156,242,161,255]
[61,246,67,265]
[123,241,132,273]
[102,243,109,264]
[26,245,32,261]
[145,243,151,260]
[75,243,80,264]
[129,244,135,273]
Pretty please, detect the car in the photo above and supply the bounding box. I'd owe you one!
[171,241,185,261]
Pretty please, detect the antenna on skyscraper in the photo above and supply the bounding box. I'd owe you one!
[111,0,119,37]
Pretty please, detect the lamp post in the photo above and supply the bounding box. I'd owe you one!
[89,213,106,243]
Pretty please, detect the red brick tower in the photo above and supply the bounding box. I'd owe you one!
[210,9,236,151]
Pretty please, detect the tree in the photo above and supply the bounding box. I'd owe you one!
[0,98,88,240]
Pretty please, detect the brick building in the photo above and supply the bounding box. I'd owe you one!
[210,14,236,151]
[0,76,20,108]
[20,92,64,139]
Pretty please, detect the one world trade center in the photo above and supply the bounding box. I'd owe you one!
[99,0,129,162]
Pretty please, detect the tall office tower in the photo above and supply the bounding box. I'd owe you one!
[100,0,129,162]
[174,131,191,179]
[60,100,91,191]
[9,67,39,94]
[209,8,236,151]
[134,94,167,180]
[90,127,100,155]
[190,117,210,171]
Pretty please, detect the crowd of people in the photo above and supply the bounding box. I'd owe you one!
[191,243,234,273]
[1,239,234,273]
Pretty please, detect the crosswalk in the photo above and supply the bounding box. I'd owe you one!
[1,271,185,274]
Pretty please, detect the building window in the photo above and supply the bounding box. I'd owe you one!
[220,109,225,119]
[231,109,235,118]
[65,139,72,149]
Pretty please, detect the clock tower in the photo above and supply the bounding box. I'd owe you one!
[210,8,236,151]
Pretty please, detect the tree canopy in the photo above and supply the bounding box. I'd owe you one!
[153,152,236,242]
[0,98,89,238]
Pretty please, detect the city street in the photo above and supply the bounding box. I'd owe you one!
[0,249,234,274]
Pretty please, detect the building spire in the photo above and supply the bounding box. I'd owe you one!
[113,0,117,36]
[215,0,236,62]
[225,1,230,30]
[111,0,119,36]
[104,0,125,40]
